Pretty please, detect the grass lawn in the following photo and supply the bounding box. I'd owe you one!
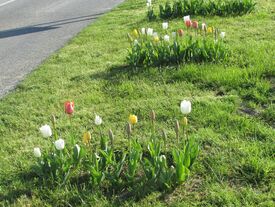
[0,0,274,206]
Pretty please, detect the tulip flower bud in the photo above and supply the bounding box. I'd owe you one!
[133,29,139,38]
[175,120,180,137]
[178,29,184,37]
[51,114,56,126]
[83,131,91,145]
[182,117,188,126]
[162,129,167,142]
[150,110,156,122]
[108,129,114,146]
[126,123,132,138]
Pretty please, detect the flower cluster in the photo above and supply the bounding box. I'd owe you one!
[32,100,199,193]
[154,0,256,19]
[127,18,228,67]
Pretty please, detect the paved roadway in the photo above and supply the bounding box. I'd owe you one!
[0,0,123,98]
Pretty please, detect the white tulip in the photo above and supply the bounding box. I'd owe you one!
[33,147,41,158]
[180,100,192,114]
[183,15,190,22]
[162,22,168,30]
[95,115,103,125]
[134,39,138,45]
[220,32,226,39]
[146,2,151,7]
[172,32,176,38]
[39,124,52,138]
[54,139,65,150]
[147,28,153,36]
[141,28,146,34]
[202,23,206,30]
[164,35,170,42]
[153,32,158,37]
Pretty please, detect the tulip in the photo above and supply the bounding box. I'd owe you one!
[153,36,160,42]
[162,22,168,30]
[134,39,138,45]
[39,124,52,138]
[147,0,151,6]
[141,28,146,35]
[185,20,192,28]
[126,123,132,137]
[183,15,190,21]
[175,120,180,143]
[83,131,91,144]
[109,129,114,146]
[172,32,176,38]
[201,23,206,31]
[207,27,213,33]
[64,101,74,115]
[54,139,65,150]
[164,35,170,42]
[192,21,199,29]
[129,114,138,125]
[147,28,153,36]
[133,29,139,38]
[153,32,158,38]
[150,110,156,122]
[33,147,41,158]
[182,117,188,126]
[180,100,192,114]
[220,32,226,39]
[178,29,184,37]
[95,115,102,126]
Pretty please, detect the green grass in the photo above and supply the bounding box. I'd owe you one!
[0,0,274,206]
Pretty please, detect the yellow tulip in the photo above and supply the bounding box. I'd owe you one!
[207,27,213,33]
[132,29,139,38]
[83,131,91,144]
[129,114,138,125]
[182,117,188,126]
[153,36,160,42]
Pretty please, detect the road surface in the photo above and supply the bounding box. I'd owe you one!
[0,0,123,98]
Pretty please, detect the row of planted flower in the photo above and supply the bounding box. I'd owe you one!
[127,15,228,67]
[146,0,256,20]
[33,100,199,192]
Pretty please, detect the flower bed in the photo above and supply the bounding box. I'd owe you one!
[33,100,199,194]
[147,0,256,20]
[127,18,228,68]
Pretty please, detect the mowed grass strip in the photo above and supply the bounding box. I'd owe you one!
[0,0,274,206]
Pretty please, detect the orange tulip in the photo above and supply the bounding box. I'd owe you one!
[178,29,184,37]
[192,21,199,29]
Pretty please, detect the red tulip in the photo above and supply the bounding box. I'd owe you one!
[192,21,199,29]
[185,20,192,28]
[178,29,184,37]
[64,101,74,115]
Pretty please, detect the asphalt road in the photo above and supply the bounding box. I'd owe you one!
[0,0,123,98]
